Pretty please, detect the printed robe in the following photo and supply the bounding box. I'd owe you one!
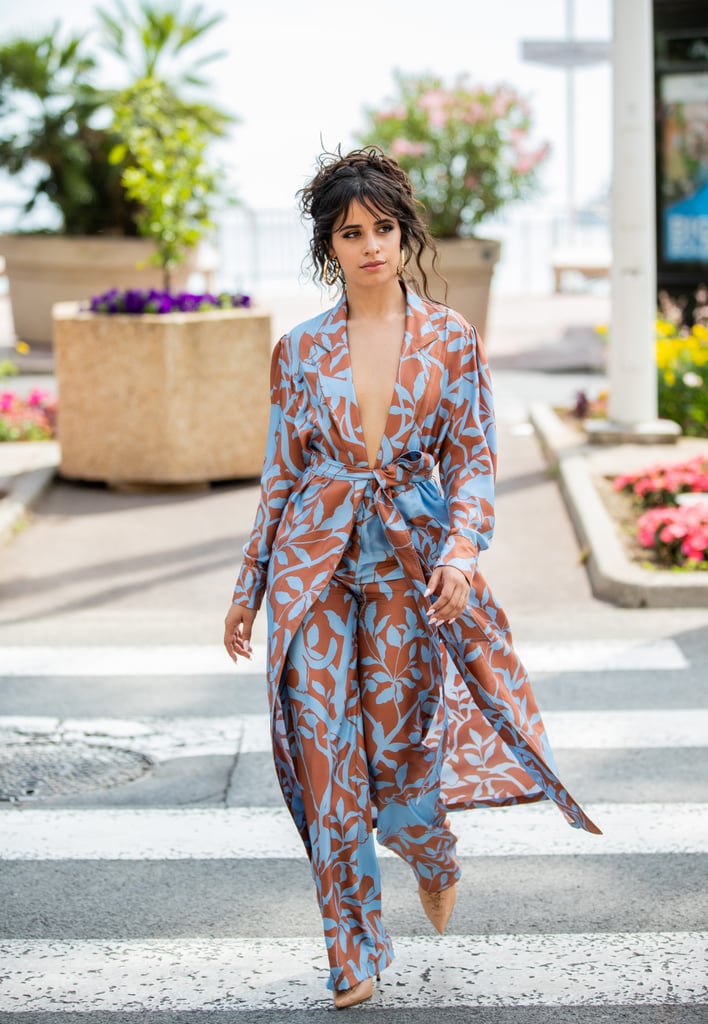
[233,285,602,839]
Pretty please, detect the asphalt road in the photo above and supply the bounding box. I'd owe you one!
[0,365,707,1022]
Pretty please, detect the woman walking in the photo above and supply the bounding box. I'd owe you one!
[224,147,600,1009]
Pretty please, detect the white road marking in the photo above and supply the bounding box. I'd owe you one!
[0,638,689,676]
[1,706,706,763]
[0,933,705,1010]
[1,803,707,860]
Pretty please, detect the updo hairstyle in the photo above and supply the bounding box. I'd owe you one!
[298,146,445,302]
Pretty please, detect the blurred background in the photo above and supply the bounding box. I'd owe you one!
[0,0,612,299]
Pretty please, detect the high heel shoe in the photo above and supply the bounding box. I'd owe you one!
[418,882,457,934]
[332,974,377,1010]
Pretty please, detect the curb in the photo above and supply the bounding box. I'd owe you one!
[529,402,708,608]
[0,447,59,543]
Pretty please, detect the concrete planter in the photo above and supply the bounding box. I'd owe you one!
[53,302,272,485]
[0,235,193,345]
[417,236,501,340]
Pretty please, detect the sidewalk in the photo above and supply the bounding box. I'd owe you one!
[2,284,705,647]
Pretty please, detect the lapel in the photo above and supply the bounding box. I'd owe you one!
[311,284,442,464]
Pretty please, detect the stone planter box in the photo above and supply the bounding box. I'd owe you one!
[417,236,502,340]
[0,236,193,345]
[53,302,271,485]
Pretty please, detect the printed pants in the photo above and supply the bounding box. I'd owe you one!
[280,494,460,992]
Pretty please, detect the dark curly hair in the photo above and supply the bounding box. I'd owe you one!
[297,146,445,302]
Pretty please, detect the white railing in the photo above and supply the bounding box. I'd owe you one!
[209,205,611,298]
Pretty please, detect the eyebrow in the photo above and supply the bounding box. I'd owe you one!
[335,217,394,233]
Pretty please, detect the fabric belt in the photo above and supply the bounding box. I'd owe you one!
[307,451,434,488]
[306,451,436,585]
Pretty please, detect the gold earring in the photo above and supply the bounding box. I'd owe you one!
[323,256,340,286]
[398,250,407,275]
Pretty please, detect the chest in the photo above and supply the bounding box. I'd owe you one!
[346,319,404,465]
[347,319,403,410]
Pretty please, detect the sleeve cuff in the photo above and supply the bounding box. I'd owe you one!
[232,562,267,611]
[437,534,479,585]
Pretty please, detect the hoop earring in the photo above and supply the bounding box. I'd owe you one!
[323,256,340,286]
[398,250,407,275]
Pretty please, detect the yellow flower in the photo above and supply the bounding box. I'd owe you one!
[663,370,676,386]
[691,324,708,341]
[595,323,608,336]
[656,319,678,337]
[15,341,30,354]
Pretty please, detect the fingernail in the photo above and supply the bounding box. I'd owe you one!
[424,587,431,597]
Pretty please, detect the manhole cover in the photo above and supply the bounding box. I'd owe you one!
[0,742,153,801]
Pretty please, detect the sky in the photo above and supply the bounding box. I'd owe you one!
[0,0,612,223]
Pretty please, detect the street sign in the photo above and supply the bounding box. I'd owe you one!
[521,39,611,67]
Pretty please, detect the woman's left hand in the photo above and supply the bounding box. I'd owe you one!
[425,565,471,625]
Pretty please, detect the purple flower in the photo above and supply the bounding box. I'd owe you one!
[84,289,252,316]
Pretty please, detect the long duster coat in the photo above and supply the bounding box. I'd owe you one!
[233,285,601,840]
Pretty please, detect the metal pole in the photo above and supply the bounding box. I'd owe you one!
[608,0,658,425]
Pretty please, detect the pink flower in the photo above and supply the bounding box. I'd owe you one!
[1,392,16,413]
[390,138,429,158]
[28,388,51,407]
[461,100,487,124]
[637,504,708,564]
[659,522,688,543]
[374,106,407,123]
[419,89,448,111]
[492,92,513,118]
[513,154,535,174]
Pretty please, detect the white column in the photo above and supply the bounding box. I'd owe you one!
[607,0,660,426]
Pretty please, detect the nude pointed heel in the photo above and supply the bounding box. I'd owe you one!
[418,882,457,934]
[333,974,376,1009]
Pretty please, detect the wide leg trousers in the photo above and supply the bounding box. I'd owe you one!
[280,492,460,992]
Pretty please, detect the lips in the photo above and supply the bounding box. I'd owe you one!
[361,261,385,269]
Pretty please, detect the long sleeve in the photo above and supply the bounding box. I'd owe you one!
[436,320,497,583]
[232,335,307,610]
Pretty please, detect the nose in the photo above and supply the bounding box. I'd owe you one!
[362,232,380,255]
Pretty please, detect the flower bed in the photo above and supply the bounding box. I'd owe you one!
[0,389,57,441]
[656,321,708,437]
[636,505,708,568]
[613,455,708,508]
[611,455,708,569]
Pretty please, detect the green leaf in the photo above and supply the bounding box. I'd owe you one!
[108,142,127,165]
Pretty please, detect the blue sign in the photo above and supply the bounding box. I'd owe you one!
[660,72,708,265]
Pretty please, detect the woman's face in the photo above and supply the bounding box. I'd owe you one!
[329,199,402,288]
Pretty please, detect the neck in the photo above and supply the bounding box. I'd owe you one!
[345,278,406,321]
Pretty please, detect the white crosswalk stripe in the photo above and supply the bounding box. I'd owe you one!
[2,802,708,859]
[0,637,689,676]
[1,707,707,763]
[0,635,704,1015]
[0,933,705,1011]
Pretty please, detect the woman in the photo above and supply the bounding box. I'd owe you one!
[224,148,600,1009]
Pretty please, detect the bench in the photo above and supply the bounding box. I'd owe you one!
[551,247,611,293]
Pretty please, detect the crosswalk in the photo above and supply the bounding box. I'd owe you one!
[1,639,707,1017]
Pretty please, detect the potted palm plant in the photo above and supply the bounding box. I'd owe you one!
[0,0,232,344]
[358,71,550,336]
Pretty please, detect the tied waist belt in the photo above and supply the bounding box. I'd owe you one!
[304,451,436,586]
[306,451,435,490]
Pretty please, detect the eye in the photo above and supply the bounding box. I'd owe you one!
[378,223,394,233]
[343,229,360,239]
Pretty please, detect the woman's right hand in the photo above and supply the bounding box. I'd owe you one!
[224,602,256,663]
